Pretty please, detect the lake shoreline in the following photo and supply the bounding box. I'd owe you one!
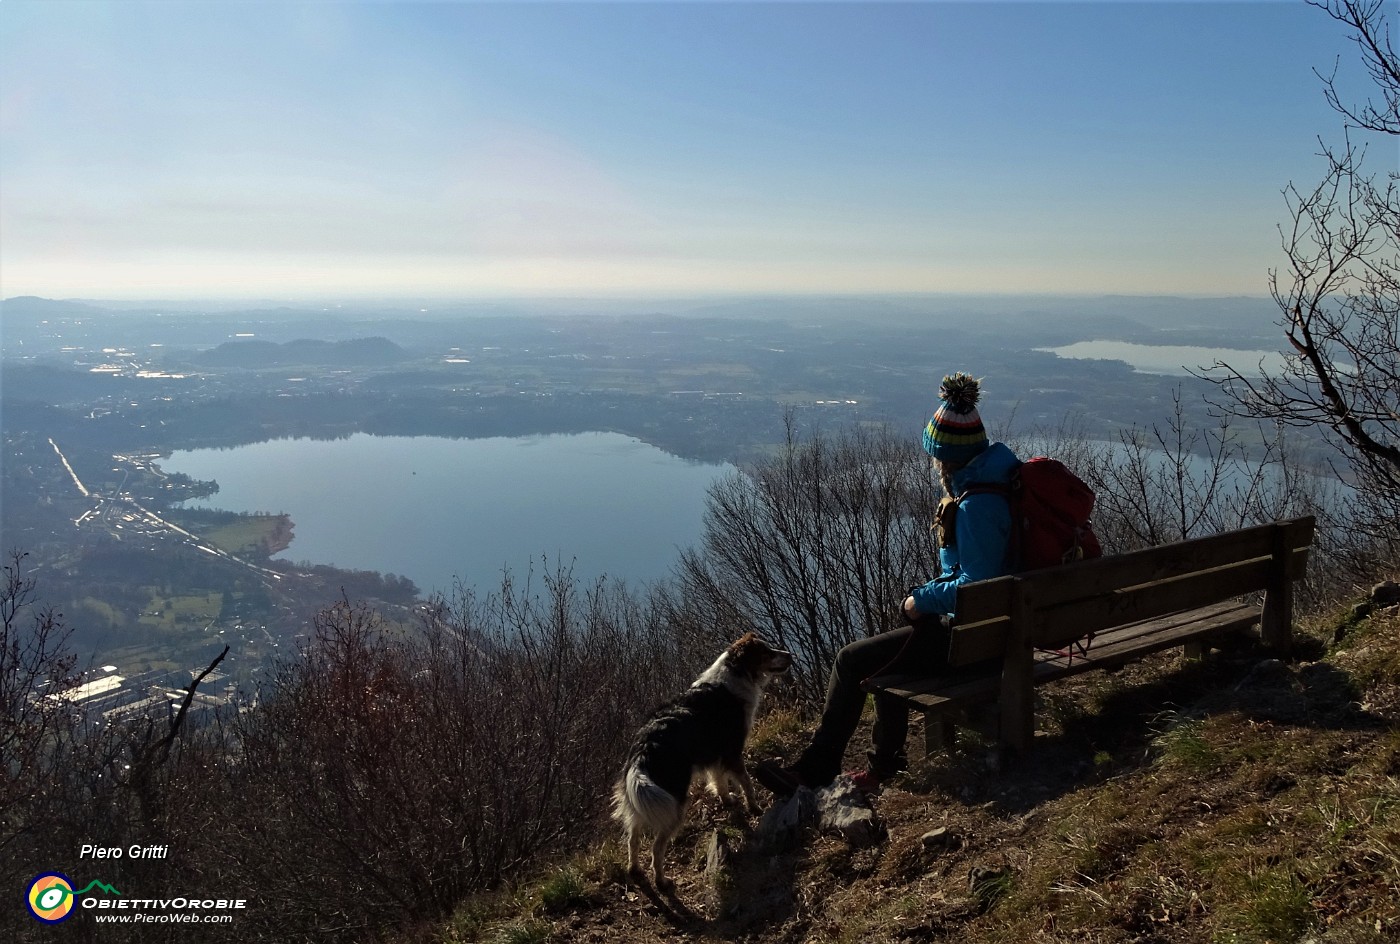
[164,431,732,598]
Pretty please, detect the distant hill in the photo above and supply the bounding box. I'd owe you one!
[0,295,113,318]
[194,336,412,368]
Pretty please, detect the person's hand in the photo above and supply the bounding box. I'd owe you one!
[902,595,919,619]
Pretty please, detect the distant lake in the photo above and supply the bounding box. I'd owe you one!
[162,432,732,597]
[1038,340,1288,376]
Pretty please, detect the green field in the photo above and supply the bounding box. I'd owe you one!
[201,516,289,556]
[138,591,223,632]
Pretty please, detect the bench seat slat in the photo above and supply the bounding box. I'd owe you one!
[862,670,999,712]
[866,599,1260,710]
[1029,557,1276,648]
[1031,600,1260,683]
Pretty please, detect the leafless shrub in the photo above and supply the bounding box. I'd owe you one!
[1089,394,1333,547]
[0,552,80,861]
[1007,394,1349,609]
[674,420,942,703]
[1,555,87,942]
[211,564,689,941]
[2,558,234,943]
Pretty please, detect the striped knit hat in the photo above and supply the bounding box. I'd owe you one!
[922,372,989,464]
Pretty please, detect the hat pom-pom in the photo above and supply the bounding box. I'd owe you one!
[938,372,981,415]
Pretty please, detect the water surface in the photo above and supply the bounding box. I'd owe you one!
[1038,340,1287,376]
[163,432,732,597]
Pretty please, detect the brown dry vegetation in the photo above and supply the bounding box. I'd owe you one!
[432,596,1400,944]
[7,425,1395,944]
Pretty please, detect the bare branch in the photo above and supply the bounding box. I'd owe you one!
[1310,0,1400,134]
[1198,1,1400,544]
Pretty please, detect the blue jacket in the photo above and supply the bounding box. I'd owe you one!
[910,441,1019,616]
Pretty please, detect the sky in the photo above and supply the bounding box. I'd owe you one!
[0,0,1384,301]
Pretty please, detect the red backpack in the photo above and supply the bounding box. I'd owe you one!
[961,457,1102,572]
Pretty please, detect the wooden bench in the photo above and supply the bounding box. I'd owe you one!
[863,516,1316,756]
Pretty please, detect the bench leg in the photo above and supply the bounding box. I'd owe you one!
[1184,640,1207,661]
[924,709,957,757]
[1000,652,1035,754]
[1001,583,1035,755]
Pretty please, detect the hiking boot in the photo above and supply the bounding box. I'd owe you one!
[753,760,808,798]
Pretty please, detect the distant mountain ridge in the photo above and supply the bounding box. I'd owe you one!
[0,295,113,317]
[195,336,410,368]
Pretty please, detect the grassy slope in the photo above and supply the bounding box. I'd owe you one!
[425,598,1400,944]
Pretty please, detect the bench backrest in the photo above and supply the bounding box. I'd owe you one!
[947,516,1316,665]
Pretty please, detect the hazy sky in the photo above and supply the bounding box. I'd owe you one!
[0,1,1378,301]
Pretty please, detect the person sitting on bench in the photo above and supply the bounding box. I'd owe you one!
[755,373,1019,795]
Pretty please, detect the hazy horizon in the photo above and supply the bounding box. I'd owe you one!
[0,1,1375,302]
[3,288,1279,310]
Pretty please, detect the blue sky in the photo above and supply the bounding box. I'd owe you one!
[0,1,1378,300]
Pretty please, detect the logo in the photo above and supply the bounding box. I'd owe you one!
[27,873,76,924]
[25,873,122,923]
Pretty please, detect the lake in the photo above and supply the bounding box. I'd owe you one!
[161,432,733,597]
[1037,340,1288,376]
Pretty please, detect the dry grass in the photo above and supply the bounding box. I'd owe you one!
[422,596,1400,944]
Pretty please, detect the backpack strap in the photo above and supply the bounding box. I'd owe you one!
[958,482,1013,501]
[934,495,959,549]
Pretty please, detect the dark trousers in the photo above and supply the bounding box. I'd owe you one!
[794,616,953,784]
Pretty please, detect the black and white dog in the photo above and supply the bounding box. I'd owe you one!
[612,632,793,890]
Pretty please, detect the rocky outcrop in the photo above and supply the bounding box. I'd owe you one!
[755,776,883,851]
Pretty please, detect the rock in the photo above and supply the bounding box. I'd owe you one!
[705,829,730,876]
[756,779,887,850]
[1235,657,1291,690]
[920,826,960,852]
[1372,580,1400,607]
[815,776,884,847]
[704,830,735,916]
[756,786,817,851]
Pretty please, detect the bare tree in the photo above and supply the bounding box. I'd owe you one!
[1083,391,1330,551]
[217,568,687,941]
[0,552,79,857]
[1201,0,1399,549]
[675,420,942,703]
[1314,0,1400,135]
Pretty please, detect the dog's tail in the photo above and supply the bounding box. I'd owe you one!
[611,762,682,836]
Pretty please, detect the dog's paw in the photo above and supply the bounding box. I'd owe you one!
[654,873,675,894]
[626,864,646,885]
